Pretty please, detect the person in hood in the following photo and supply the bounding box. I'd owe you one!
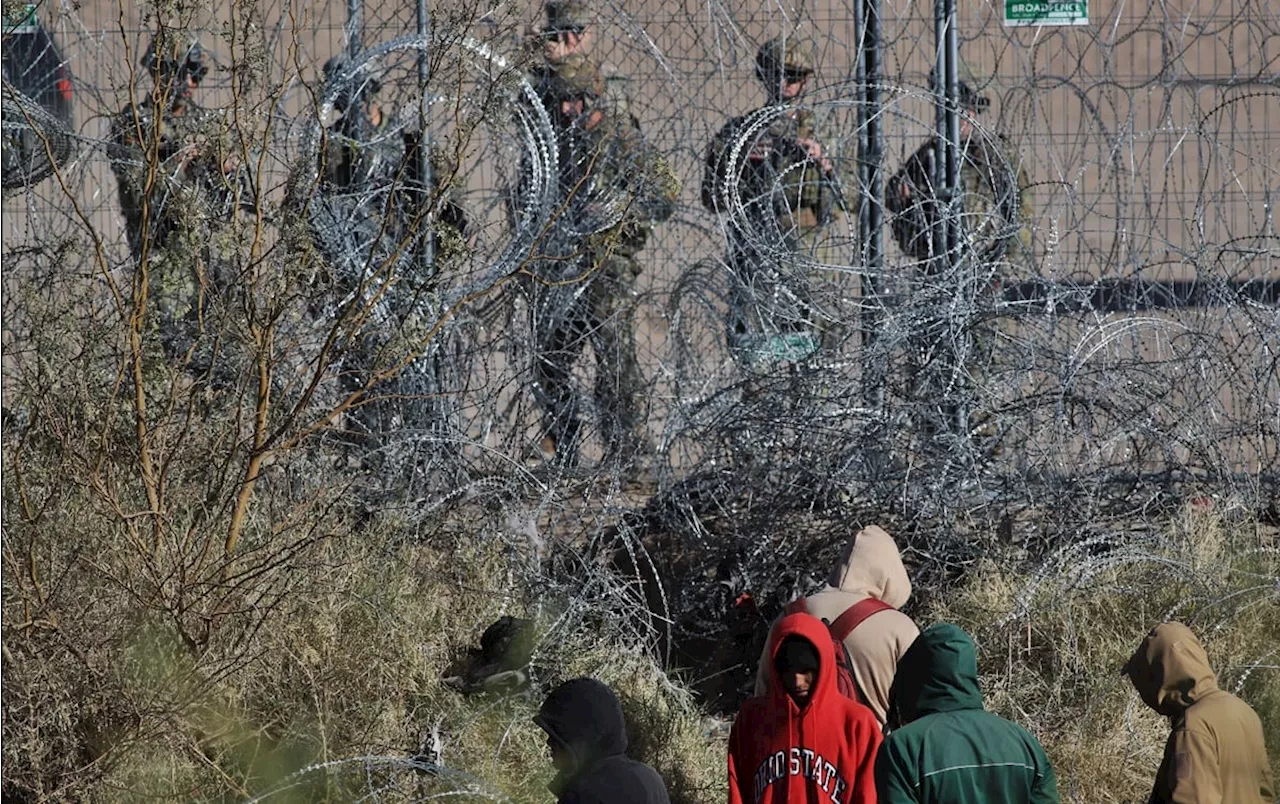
[755,525,920,725]
[534,677,671,804]
[1123,621,1275,803]
[875,624,1058,803]
[730,613,881,804]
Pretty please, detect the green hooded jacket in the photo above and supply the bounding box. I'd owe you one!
[875,624,1059,804]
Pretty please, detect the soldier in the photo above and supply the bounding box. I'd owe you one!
[309,53,468,442]
[319,53,399,192]
[534,0,634,125]
[886,62,1031,271]
[526,57,678,469]
[316,53,467,257]
[886,63,1032,442]
[308,51,404,313]
[701,36,850,365]
[108,32,248,367]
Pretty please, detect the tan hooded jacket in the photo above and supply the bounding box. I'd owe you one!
[1125,621,1276,804]
[754,525,920,725]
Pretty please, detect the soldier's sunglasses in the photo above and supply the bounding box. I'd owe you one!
[783,70,811,84]
[541,26,584,42]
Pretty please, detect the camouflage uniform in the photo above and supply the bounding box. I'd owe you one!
[701,37,850,365]
[885,63,1032,439]
[885,64,1032,271]
[108,36,246,369]
[527,56,679,466]
[314,53,468,276]
[310,54,469,440]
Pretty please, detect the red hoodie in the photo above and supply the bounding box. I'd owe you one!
[728,613,881,804]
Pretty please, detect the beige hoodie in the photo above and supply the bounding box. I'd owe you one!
[1125,621,1276,804]
[753,525,920,725]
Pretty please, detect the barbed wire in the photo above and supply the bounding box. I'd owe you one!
[242,756,516,802]
[2,82,77,191]
[1,0,1278,785]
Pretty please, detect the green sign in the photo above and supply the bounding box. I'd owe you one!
[1005,0,1088,26]
[735,332,820,371]
[2,4,39,35]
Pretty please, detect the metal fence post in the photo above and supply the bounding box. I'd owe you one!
[932,0,955,268]
[944,0,970,438]
[416,0,434,273]
[414,0,451,454]
[932,0,966,438]
[857,0,885,408]
[347,0,362,57]
[942,0,959,267]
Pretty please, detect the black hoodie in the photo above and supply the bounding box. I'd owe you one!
[534,678,672,804]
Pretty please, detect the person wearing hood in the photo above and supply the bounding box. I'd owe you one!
[534,677,671,804]
[730,613,881,804]
[1123,621,1275,803]
[875,623,1058,803]
[755,525,919,726]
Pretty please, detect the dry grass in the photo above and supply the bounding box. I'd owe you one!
[6,469,1278,803]
[3,352,1273,804]
[1,491,725,802]
[4,401,1275,804]
[926,502,1280,803]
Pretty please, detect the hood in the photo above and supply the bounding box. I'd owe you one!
[534,678,628,792]
[1124,622,1218,717]
[765,613,839,712]
[891,624,984,723]
[827,525,912,608]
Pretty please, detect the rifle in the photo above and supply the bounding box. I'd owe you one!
[755,109,848,226]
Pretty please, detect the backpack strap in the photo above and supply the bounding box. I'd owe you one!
[784,596,892,640]
[828,597,894,642]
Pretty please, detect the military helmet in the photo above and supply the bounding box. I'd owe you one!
[141,33,208,85]
[928,60,991,111]
[543,0,592,35]
[755,35,815,84]
[322,52,382,113]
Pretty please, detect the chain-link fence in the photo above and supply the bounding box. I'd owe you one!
[4,0,1279,642]
[2,0,1278,797]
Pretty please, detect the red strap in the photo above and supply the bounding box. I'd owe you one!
[827,598,894,642]
[784,598,808,616]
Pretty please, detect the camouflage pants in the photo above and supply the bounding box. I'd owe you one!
[906,252,1018,442]
[725,223,845,370]
[305,187,471,455]
[129,229,226,385]
[532,254,645,466]
[340,276,451,437]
